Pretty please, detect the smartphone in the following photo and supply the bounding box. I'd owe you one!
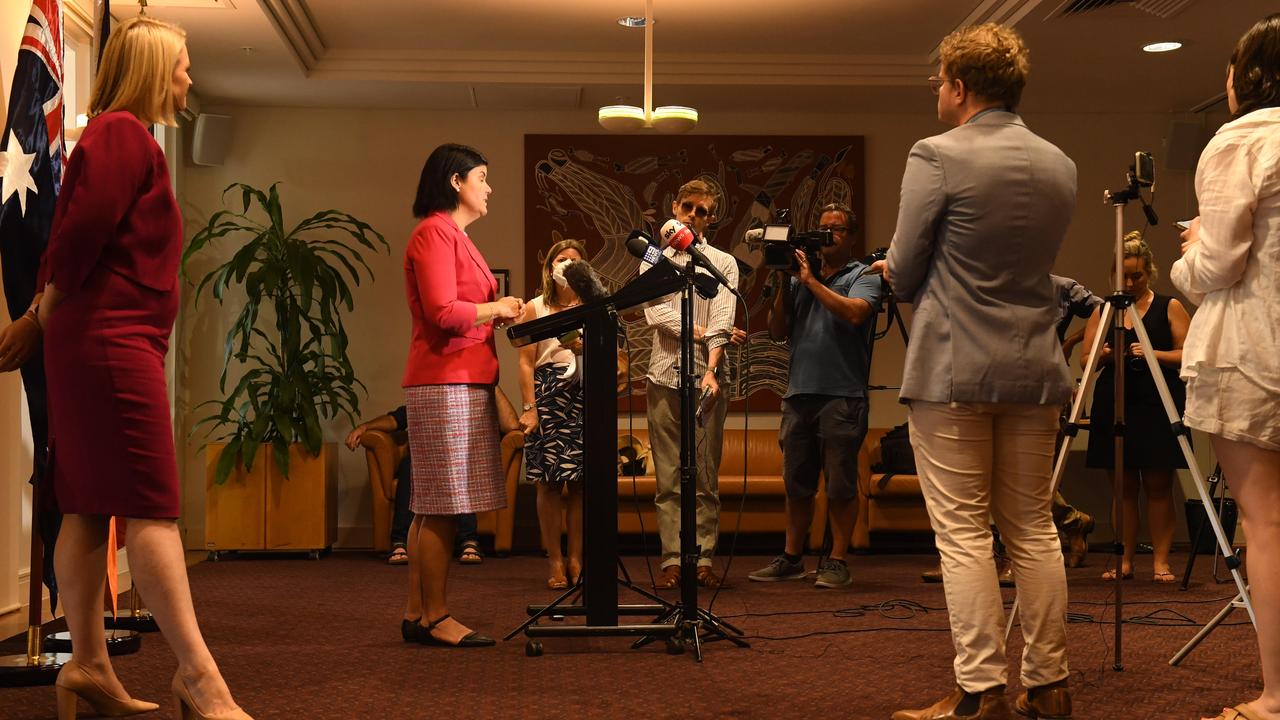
[1175,220,1192,231]
[1134,151,1155,187]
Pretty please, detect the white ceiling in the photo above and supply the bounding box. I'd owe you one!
[100,0,1274,115]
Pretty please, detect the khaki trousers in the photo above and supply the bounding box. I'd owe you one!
[909,401,1070,692]
[646,382,727,568]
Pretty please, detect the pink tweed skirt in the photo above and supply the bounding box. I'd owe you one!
[405,384,506,515]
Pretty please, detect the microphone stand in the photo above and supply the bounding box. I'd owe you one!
[633,252,748,661]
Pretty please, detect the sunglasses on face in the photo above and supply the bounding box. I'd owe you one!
[928,76,944,95]
[680,200,713,219]
[817,225,849,234]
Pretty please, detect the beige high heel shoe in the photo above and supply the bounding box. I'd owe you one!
[171,674,252,720]
[55,660,159,719]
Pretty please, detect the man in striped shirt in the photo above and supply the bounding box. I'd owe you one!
[641,178,741,590]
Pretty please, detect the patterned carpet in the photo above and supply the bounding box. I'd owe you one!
[0,549,1260,720]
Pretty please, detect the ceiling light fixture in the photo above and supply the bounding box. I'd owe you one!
[598,0,698,134]
[1142,41,1183,53]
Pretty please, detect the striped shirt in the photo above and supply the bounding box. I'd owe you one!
[641,241,739,390]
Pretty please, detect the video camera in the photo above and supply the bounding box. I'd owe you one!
[749,210,843,272]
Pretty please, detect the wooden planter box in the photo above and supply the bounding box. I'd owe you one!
[205,442,338,557]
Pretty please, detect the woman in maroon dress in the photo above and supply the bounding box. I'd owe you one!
[34,17,249,720]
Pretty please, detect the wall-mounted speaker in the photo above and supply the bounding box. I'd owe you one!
[1165,121,1208,172]
[191,113,232,167]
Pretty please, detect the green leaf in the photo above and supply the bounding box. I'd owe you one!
[214,437,243,486]
[272,437,290,478]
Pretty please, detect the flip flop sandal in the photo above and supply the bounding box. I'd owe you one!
[1210,703,1267,720]
[458,541,483,565]
[547,576,569,590]
[1153,569,1177,583]
[387,546,409,565]
[1101,568,1133,580]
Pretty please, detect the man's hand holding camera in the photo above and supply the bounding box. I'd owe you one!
[791,248,818,288]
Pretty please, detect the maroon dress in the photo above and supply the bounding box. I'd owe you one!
[39,111,183,518]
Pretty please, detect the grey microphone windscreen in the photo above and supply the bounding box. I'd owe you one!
[561,259,609,304]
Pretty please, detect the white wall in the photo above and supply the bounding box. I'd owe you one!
[177,103,1214,549]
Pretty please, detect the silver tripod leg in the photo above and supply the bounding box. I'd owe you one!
[1170,586,1251,666]
[1006,300,1255,646]
[1006,302,1115,641]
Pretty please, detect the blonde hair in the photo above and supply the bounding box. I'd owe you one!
[539,237,587,308]
[938,23,1030,110]
[89,16,187,126]
[1120,230,1159,285]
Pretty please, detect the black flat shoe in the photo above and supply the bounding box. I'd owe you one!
[401,618,425,643]
[418,614,496,648]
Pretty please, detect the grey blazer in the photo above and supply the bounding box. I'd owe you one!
[887,110,1076,405]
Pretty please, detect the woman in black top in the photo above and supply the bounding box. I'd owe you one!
[1082,234,1191,583]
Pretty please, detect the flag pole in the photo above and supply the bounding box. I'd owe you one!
[0,476,69,686]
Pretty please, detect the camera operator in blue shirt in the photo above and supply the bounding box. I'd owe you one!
[748,202,883,589]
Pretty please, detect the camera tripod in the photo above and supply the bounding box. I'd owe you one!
[1005,171,1254,671]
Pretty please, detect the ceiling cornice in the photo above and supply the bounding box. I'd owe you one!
[305,50,933,88]
[257,0,324,74]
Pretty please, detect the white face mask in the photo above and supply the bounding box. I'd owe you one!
[551,259,570,287]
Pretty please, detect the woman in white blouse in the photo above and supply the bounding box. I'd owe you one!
[1172,14,1280,720]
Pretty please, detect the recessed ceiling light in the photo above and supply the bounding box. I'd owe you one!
[1142,41,1183,53]
[617,16,648,28]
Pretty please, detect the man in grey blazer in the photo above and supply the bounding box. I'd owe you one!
[876,24,1077,720]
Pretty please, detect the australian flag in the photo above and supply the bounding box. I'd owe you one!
[0,0,64,611]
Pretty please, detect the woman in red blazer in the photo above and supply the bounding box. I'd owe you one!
[400,144,523,647]
[31,17,250,720]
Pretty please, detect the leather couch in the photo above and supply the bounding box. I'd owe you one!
[615,427,827,551]
[853,427,932,550]
[359,428,524,553]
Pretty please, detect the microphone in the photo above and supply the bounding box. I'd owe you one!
[658,219,737,296]
[626,231,664,267]
[743,228,765,243]
[625,229,719,300]
[561,259,609,304]
[555,259,609,383]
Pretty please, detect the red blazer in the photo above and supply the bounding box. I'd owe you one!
[402,212,498,386]
[39,111,182,295]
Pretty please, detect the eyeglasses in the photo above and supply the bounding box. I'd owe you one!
[928,75,945,95]
[680,200,713,219]
[817,225,848,234]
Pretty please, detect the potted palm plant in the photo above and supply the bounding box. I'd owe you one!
[184,182,387,556]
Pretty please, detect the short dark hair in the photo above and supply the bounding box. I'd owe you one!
[817,202,858,235]
[412,143,488,218]
[1230,14,1280,117]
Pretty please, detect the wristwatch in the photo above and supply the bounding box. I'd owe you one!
[522,402,536,412]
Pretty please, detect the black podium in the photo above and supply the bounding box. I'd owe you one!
[505,262,708,649]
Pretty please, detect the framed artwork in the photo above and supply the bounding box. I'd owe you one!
[524,134,866,411]
[491,268,510,298]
